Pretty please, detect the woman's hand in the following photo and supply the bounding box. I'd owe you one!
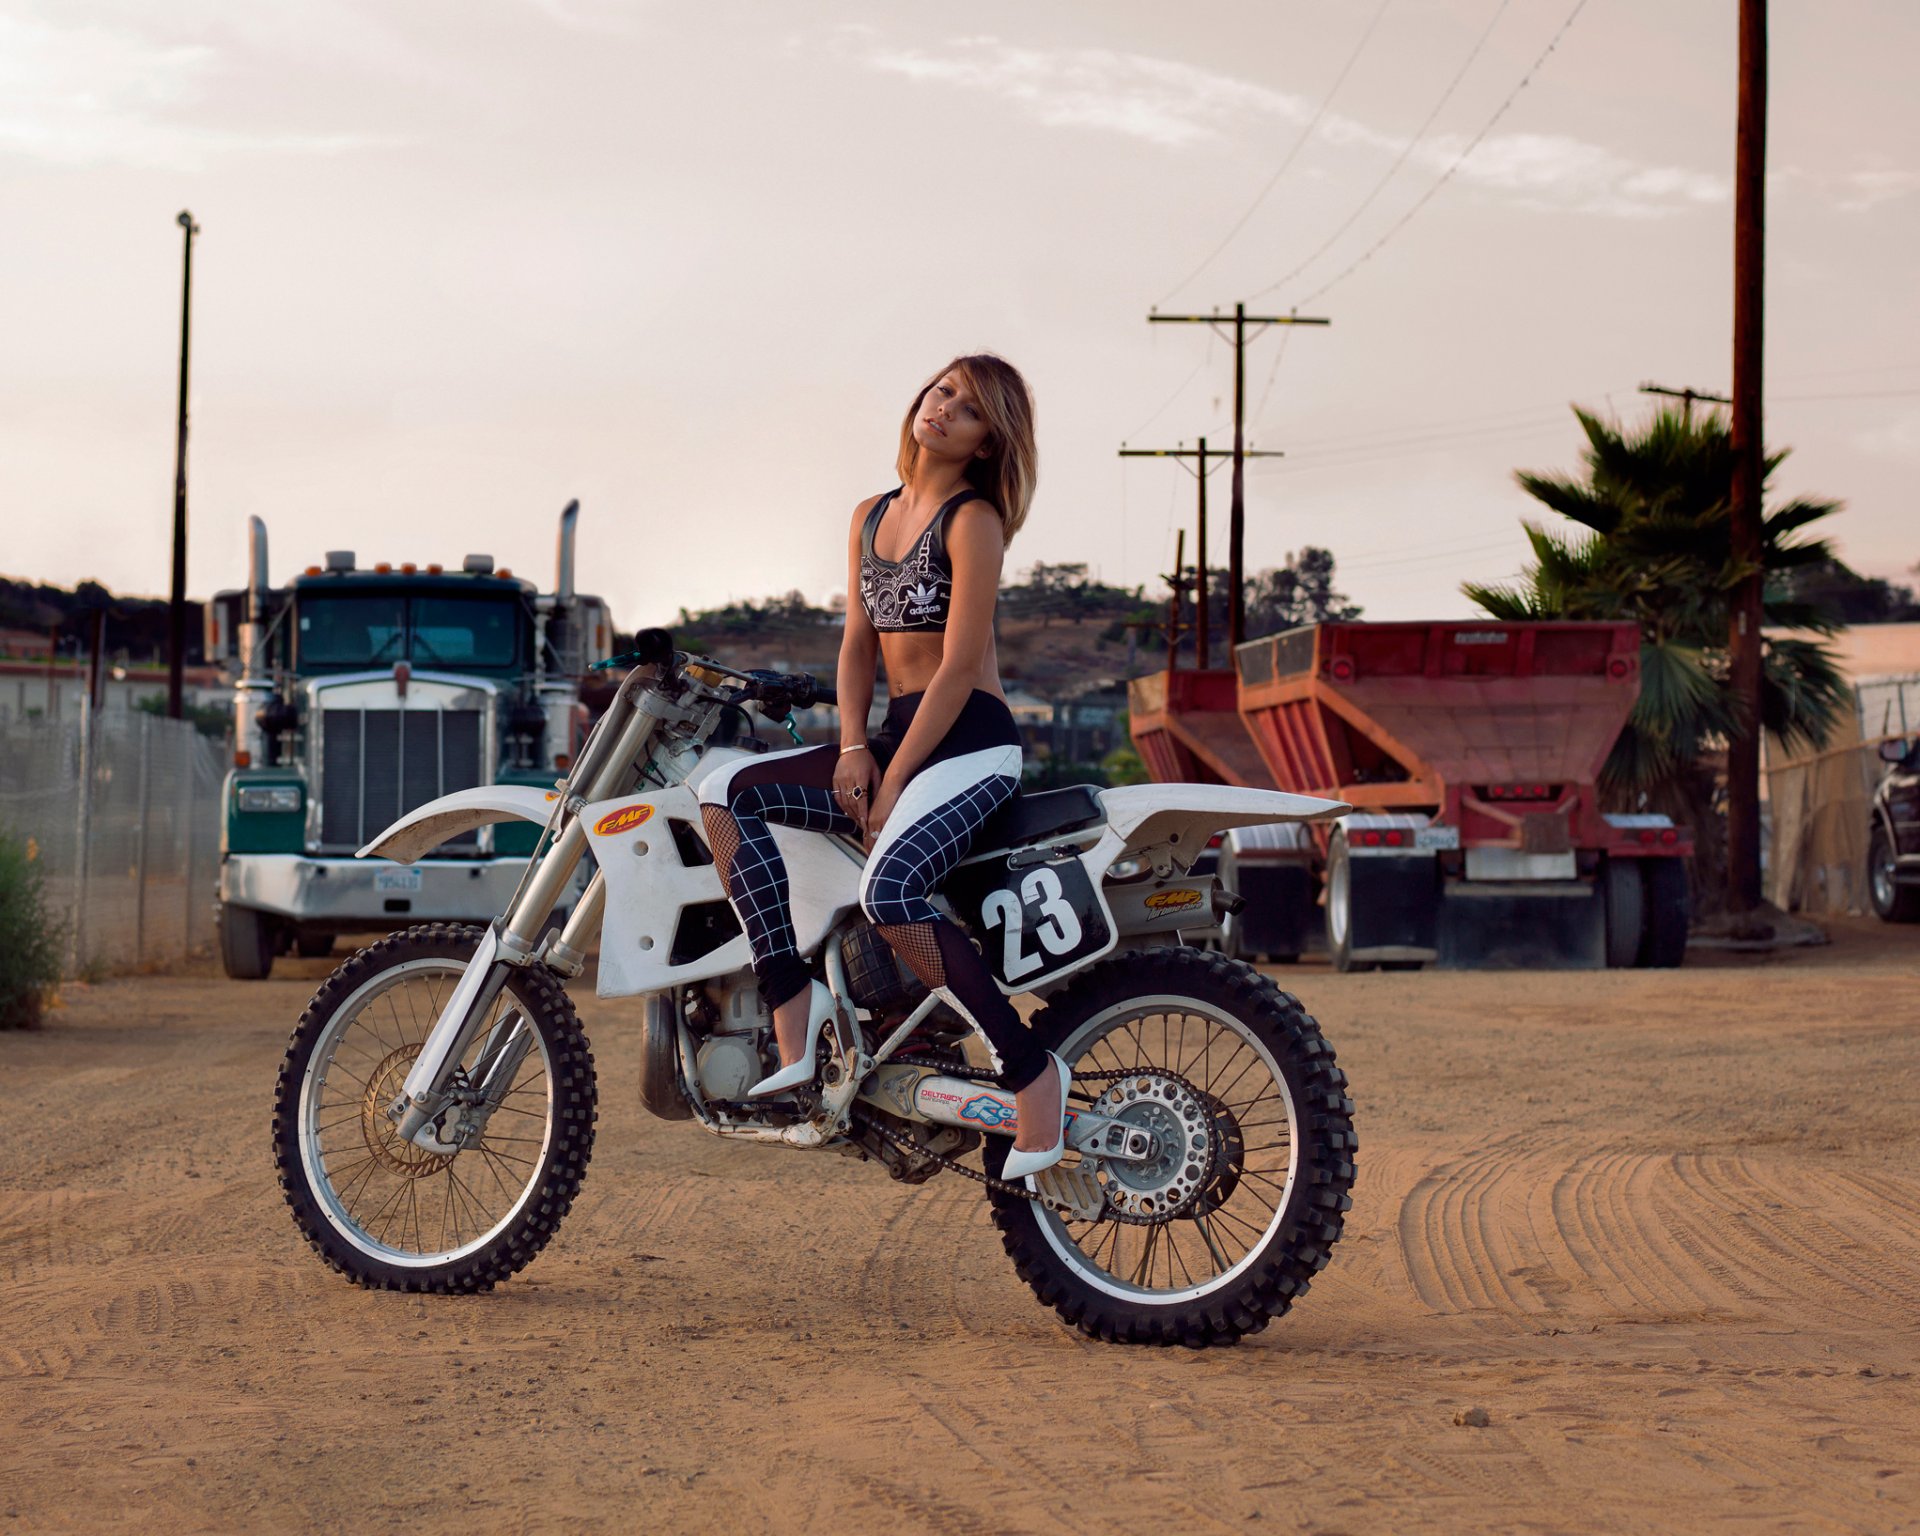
[833,747,880,835]
[865,768,907,847]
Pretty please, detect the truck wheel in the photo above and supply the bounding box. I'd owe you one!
[1869,824,1920,922]
[219,902,275,980]
[1636,858,1690,968]
[1323,837,1371,973]
[296,934,335,959]
[1603,856,1645,968]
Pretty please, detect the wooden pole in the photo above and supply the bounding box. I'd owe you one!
[1726,0,1767,916]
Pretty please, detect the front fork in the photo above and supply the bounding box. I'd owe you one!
[391,678,657,1147]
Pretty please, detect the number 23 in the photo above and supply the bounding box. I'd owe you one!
[981,867,1084,982]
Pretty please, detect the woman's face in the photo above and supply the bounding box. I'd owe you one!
[910,372,992,465]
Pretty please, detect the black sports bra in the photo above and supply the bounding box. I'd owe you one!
[857,487,986,633]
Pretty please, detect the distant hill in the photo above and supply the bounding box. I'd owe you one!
[0,577,201,664]
[638,564,1167,700]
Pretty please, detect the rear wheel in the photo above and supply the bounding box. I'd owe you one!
[219,901,275,980]
[273,923,596,1292]
[1323,836,1370,973]
[986,946,1355,1347]
[1637,858,1690,968]
[1603,856,1645,968]
[1869,823,1920,922]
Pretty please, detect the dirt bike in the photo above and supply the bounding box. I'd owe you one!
[272,630,1357,1346]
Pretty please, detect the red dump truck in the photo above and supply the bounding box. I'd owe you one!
[1130,621,1692,971]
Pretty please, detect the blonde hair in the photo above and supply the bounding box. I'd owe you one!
[895,354,1036,545]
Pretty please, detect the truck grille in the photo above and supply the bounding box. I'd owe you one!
[319,708,484,851]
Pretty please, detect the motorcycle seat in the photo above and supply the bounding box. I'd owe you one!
[971,784,1104,856]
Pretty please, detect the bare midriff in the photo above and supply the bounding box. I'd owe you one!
[878,629,1007,703]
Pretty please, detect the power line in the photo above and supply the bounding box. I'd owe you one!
[1155,0,1395,307]
[1250,317,1297,429]
[1251,0,1512,303]
[1286,0,1593,308]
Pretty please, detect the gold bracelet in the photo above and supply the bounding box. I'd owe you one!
[839,743,870,756]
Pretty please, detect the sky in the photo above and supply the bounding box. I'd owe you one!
[2,0,1916,634]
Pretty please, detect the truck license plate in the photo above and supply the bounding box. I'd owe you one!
[374,867,423,894]
[1415,826,1461,850]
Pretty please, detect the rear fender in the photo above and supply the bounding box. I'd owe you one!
[1088,783,1349,873]
[356,785,561,864]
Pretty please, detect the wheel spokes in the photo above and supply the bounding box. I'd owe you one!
[1054,1006,1294,1295]
[307,964,551,1260]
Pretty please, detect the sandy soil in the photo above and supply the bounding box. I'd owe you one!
[3,919,1919,1535]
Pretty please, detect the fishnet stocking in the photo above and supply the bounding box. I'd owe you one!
[874,922,947,989]
[699,803,743,891]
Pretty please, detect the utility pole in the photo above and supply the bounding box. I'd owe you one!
[1120,437,1285,669]
[1638,381,1731,426]
[1125,531,1193,671]
[167,209,200,722]
[1148,303,1328,652]
[1727,0,1767,918]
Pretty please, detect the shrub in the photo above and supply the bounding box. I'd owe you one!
[0,825,63,1029]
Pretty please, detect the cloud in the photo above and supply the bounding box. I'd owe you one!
[845,34,1725,218]
[1854,411,1920,462]
[854,36,1311,150]
[1836,168,1920,213]
[0,13,395,171]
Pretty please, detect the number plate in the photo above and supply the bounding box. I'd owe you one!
[373,866,423,894]
[947,854,1112,991]
[1415,825,1460,850]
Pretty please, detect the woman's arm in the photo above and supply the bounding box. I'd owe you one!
[874,502,1003,790]
[836,498,881,748]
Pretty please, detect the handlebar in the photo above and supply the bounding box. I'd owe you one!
[588,627,836,714]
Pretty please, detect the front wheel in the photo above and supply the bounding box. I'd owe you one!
[272,923,597,1291]
[1869,823,1920,922]
[986,947,1355,1346]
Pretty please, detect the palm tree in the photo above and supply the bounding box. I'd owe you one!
[1463,405,1849,910]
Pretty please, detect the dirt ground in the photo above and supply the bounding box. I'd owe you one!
[3,919,1918,1536]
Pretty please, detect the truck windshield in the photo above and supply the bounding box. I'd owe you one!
[298,597,406,666]
[295,595,521,669]
[411,597,519,668]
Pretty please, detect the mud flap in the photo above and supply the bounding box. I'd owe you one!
[1436,879,1606,969]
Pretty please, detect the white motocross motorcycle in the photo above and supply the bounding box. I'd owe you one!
[272,632,1357,1346]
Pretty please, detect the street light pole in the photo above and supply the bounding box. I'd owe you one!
[166,209,200,722]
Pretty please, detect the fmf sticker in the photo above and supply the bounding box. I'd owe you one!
[592,804,655,837]
[1145,888,1204,913]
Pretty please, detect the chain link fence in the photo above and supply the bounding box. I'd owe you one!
[0,703,226,976]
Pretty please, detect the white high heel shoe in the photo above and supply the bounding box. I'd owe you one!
[1002,1053,1071,1180]
[748,981,836,1098]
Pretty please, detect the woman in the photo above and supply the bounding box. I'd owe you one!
[695,354,1068,1177]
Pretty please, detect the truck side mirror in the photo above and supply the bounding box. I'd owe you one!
[1880,737,1915,765]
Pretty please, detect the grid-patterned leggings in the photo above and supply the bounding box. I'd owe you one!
[694,739,1045,1091]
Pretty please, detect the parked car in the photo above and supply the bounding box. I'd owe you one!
[1869,736,1920,922]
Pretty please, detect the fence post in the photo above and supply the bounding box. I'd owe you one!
[72,695,94,975]
[183,731,200,955]
[134,712,153,963]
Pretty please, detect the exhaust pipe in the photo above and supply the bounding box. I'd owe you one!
[555,499,578,603]
[246,515,269,624]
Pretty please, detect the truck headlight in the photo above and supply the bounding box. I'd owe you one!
[237,784,302,813]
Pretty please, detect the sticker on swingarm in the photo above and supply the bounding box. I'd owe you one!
[947,853,1113,990]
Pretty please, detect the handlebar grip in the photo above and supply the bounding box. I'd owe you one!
[809,680,838,707]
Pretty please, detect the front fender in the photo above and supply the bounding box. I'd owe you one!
[356,785,560,864]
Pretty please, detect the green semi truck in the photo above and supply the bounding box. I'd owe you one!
[203,502,613,978]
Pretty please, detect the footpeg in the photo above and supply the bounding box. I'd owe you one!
[1032,1164,1106,1221]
